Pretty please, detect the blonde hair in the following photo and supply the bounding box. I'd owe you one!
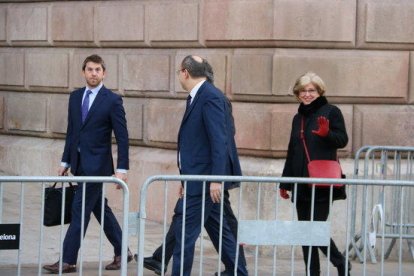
[292,72,326,97]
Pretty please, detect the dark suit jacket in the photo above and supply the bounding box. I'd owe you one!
[62,85,129,176]
[177,81,242,196]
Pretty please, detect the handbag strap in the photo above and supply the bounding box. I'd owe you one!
[301,116,311,163]
[301,116,339,164]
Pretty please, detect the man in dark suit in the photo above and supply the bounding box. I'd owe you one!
[135,59,246,276]
[172,55,248,276]
[43,54,132,273]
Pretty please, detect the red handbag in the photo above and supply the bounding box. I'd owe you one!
[301,117,343,188]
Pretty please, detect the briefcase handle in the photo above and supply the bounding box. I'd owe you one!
[50,182,74,189]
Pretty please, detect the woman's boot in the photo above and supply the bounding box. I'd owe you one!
[336,261,351,276]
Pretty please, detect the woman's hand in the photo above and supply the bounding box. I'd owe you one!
[279,189,290,199]
[312,116,329,137]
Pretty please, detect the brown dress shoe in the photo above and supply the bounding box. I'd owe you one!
[43,261,76,274]
[105,250,133,270]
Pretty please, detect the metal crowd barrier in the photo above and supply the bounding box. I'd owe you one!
[349,146,414,264]
[136,175,414,276]
[0,176,129,276]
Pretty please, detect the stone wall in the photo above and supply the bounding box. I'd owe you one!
[0,0,413,224]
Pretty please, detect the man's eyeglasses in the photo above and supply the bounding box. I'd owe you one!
[299,89,318,95]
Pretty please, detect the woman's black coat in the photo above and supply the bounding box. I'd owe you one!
[280,96,348,202]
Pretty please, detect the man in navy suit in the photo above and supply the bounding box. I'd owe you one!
[43,54,132,273]
[135,62,246,276]
[172,55,248,276]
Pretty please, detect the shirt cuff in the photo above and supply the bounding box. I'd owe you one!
[60,162,70,168]
[116,169,128,174]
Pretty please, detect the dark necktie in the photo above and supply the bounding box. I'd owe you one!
[185,95,192,114]
[81,90,92,122]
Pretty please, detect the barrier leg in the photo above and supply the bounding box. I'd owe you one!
[407,239,414,260]
[384,238,396,259]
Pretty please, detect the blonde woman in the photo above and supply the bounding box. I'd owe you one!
[279,72,350,276]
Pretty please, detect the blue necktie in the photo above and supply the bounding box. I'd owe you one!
[81,90,92,123]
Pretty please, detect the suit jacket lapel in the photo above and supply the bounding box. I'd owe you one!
[181,83,205,123]
[74,89,84,128]
[178,82,208,150]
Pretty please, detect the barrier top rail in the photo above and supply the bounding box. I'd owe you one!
[355,145,414,158]
[0,176,127,186]
[360,145,414,152]
[354,145,414,176]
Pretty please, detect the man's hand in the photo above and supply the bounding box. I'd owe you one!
[210,182,222,203]
[279,189,290,199]
[178,185,184,198]
[58,166,69,176]
[115,172,127,190]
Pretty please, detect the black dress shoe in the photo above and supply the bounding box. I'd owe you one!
[43,261,76,274]
[134,254,167,275]
[105,250,133,270]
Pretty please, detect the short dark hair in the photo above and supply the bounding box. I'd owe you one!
[82,54,106,71]
[181,55,214,84]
